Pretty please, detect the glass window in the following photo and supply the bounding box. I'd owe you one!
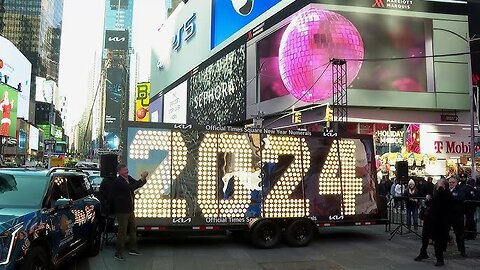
[66,175,89,200]
[0,173,49,208]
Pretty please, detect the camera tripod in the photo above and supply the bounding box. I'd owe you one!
[389,196,421,240]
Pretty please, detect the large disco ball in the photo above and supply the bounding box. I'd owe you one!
[278,7,364,102]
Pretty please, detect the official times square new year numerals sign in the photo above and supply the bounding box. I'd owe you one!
[126,123,379,225]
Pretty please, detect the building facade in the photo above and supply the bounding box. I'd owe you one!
[94,0,134,151]
[0,0,64,122]
[148,0,477,178]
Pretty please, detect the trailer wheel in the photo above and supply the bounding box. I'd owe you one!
[284,219,315,247]
[250,219,281,248]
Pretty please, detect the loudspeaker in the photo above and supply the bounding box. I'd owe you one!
[396,161,408,182]
[100,154,118,177]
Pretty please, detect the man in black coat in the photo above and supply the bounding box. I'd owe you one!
[112,163,148,261]
[415,179,450,266]
[447,176,467,257]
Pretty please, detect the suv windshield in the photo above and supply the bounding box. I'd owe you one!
[0,173,49,208]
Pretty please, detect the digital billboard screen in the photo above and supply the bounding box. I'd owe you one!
[258,7,430,103]
[105,30,129,51]
[188,44,246,125]
[149,95,163,123]
[29,125,39,151]
[104,68,124,150]
[163,81,187,124]
[0,83,18,137]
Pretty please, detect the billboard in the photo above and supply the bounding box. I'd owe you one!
[104,68,124,150]
[0,36,31,121]
[149,95,163,123]
[189,44,246,125]
[163,81,187,124]
[135,82,150,122]
[29,125,39,151]
[0,83,18,137]
[105,30,129,51]
[211,0,282,48]
[258,6,430,103]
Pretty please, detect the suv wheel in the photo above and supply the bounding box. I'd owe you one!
[19,245,50,270]
[87,220,101,256]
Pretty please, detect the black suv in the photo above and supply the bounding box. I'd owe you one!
[0,168,102,270]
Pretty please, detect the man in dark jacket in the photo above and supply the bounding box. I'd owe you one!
[425,176,435,197]
[447,176,467,257]
[415,179,450,266]
[112,164,148,261]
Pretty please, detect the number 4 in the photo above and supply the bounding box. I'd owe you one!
[318,140,363,216]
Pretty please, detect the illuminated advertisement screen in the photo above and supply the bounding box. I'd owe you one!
[29,125,39,151]
[211,0,281,48]
[0,83,18,137]
[104,68,124,150]
[188,44,246,125]
[126,123,379,225]
[135,82,150,122]
[258,7,430,102]
[149,95,163,123]
[163,81,187,124]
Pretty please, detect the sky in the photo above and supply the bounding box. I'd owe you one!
[58,0,105,134]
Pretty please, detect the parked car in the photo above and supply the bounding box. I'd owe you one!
[0,168,102,270]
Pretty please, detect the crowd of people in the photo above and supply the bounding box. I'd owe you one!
[378,174,480,267]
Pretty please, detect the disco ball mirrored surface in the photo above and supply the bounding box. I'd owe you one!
[278,7,364,102]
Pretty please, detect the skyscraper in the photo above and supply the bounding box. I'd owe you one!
[0,0,64,121]
[98,0,134,151]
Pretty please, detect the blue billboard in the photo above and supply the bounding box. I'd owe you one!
[211,0,281,48]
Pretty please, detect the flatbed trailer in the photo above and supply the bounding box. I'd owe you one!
[124,122,388,248]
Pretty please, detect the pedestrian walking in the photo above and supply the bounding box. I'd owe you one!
[112,164,148,261]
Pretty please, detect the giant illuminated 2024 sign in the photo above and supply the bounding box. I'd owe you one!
[126,123,378,224]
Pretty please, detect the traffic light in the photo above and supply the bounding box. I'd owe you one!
[292,111,302,124]
[325,105,333,122]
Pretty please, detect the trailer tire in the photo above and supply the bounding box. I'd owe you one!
[284,219,315,247]
[250,219,281,248]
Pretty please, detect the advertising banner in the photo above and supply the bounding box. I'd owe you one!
[105,30,129,51]
[189,44,246,125]
[163,81,187,124]
[0,36,31,121]
[211,0,282,48]
[135,82,150,122]
[149,95,163,123]
[29,125,39,151]
[38,124,51,140]
[104,68,124,150]
[0,83,18,137]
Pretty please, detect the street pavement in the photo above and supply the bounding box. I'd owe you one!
[64,225,480,270]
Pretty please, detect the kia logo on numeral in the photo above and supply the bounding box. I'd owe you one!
[173,218,192,223]
[323,132,338,137]
[329,215,344,221]
[108,37,125,42]
[174,124,192,129]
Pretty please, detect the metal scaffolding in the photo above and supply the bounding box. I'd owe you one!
[332,59,348,124]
